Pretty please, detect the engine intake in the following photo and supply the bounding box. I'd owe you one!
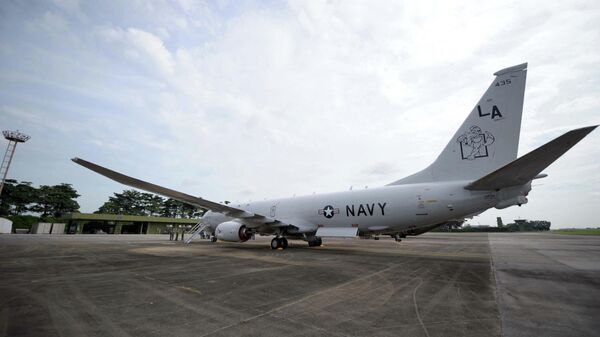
[215,221,252,242]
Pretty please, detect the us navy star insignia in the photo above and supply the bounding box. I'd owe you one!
[318,205,339,219]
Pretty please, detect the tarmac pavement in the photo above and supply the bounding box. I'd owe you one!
[0,232,598,337]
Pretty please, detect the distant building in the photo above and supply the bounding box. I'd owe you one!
[506,219,551,231]
[63,213,199,234]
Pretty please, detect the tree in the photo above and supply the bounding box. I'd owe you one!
[97,190,145,215]
[96,199,120,214]
[160,198,204,218]
[0,179,17,215]
[30,184,80,217]
[160,198,180,218]
[11,181,37,215]
[180,202,203,218]
[0,180,80,218]
[96,191,203,218]
[139,193,164,216]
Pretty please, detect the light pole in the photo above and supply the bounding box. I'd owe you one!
[0,130,30,197]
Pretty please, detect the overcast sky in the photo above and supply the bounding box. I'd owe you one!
[1,0,599,228]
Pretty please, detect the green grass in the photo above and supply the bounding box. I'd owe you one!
[552,229,600,235]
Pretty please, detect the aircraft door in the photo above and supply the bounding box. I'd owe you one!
[416,194,427,215]
[270,203,278,218]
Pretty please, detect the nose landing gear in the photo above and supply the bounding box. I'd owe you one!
[392,233,406,242]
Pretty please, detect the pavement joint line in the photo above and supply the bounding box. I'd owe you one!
[175,286,203,296]
[276,315,348,337]
[349,317,500,333]
[488,234,505,337]
[412,277,430,337]
[197,264,399,337]
[270,260,418,320]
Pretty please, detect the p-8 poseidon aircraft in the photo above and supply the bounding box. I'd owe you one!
[73,63,597,249]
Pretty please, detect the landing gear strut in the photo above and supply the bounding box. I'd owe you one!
[393,233,402,242]
[271,237,288,250]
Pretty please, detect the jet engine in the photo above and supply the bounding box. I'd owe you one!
[495,184,530,209]
[215,221,252,242]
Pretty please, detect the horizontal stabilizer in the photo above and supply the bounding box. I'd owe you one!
[465,125,597,190]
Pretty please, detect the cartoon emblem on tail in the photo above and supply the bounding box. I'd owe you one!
[457,126,495,160]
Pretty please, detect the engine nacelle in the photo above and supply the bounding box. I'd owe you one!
[215,221,252,242]
[495,196,528,209]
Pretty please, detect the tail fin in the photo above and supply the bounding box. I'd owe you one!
[389,63,528,185]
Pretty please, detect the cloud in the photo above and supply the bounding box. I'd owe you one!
[51,0,80,13]
[96,27,174,76]
[362,162,399,176]
[1,0,599,227]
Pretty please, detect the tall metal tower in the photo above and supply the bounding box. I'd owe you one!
[0,130,30,197]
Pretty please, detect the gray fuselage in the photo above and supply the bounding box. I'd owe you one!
[201,181,501,236]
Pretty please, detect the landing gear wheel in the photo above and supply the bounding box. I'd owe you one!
[210,236,217,242]
[271,237,280,250]
[393,234,402,242]
[308,237,322,247]
[270,237,288,250]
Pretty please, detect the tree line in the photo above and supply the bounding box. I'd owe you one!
[0,179,202,219]
[96,189,203,218]
[0,179,80,217]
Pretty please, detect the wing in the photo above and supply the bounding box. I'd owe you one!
[71,157,282,226]
[465,125,597,191]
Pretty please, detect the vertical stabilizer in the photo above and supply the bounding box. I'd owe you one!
[389,63,528,185]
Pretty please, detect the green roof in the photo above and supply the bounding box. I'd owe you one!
[64,213,199,224]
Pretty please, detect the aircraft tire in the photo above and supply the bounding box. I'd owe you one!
[280,237,288,249]
[271,238,280,250]
[210,236,217,243]
[308,237,322,247]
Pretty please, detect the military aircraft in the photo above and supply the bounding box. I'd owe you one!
[73,63,597,249]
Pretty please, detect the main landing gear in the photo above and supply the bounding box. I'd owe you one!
[271,237,288,250]
[307,237,322,247]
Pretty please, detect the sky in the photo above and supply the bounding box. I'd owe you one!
[1,0,599,228]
